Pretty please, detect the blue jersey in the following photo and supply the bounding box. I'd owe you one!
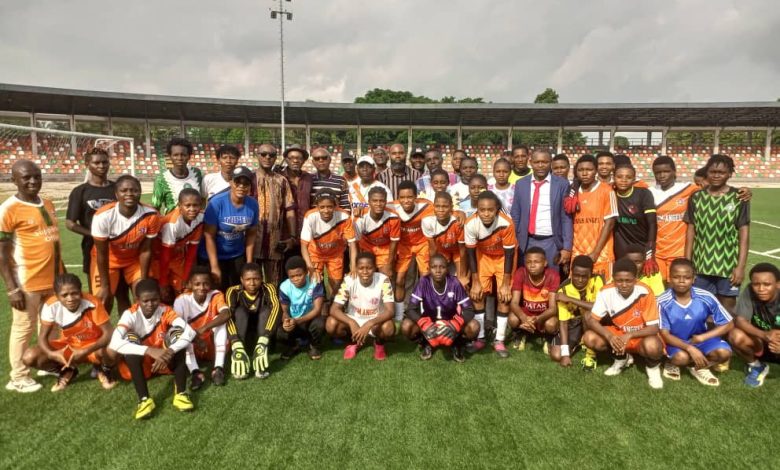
[200,191,259,260]
[409,274,472,321]
[458,199,477,218]
[658,287,732,341]
[278,277,324,319]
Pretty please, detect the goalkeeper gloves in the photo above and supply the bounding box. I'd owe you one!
[418,317,439,344]
[643,250,659,277]
[563,193,579,215]
[253,336,270,373]
[230,340,250,379]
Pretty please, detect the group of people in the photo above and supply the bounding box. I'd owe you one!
[2,137,778,420]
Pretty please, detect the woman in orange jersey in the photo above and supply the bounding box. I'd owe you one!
[464,191,517,358]
[421,191,469,287]
[353,186,400,280]
[300,189,358,297]
[23,274,116,392]
[569,155,618,281]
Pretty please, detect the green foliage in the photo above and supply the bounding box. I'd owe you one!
[614,136,630,148]
[534,87,560,104]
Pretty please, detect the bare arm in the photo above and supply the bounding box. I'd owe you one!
[684,223,695,261]
[65,219,91,238]
[195,307,231,336]
[297,297,324,324]
[589,217,616,260]
[245,226,257,262]
[138,238,153,279]
[732,225,749,286]
[0,239,23,310]
[94,239,111,305]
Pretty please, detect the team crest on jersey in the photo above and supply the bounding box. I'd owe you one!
[139,227,148,235]
[627,204,638,215]
[633,309,641,318]
[541,289,549,297]
[676,198,685,206]
[370,298,379,306]
[726,202,736,212]
[447,292,454,298]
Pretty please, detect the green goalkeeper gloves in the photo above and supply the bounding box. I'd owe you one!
[253,336,270,374]
[230,340,250,379]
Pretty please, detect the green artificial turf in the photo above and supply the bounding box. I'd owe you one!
[1,190,779,469]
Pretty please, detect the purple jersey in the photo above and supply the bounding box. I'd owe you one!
[409,275,472,320]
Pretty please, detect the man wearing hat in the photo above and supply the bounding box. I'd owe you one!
[341,151,359,185]
[377,143,422,200]
[348,156,392,215]
[278,146,313,235]
[254,143,296,284]
[409,148,426,173]
[201,165,259,291]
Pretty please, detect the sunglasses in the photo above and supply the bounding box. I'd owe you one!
[259,152,278,158]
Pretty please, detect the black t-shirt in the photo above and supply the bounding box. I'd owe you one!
[66,181,116,254]
[614,186,656,259]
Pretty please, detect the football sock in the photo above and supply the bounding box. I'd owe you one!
[394,302,405,321]
[172,350,188,394]
[495,315,508,342]
[474,311,485,340]
[185,345,199,373]
[213,324,228,368]
[125,354,149,400]
[748,360,761,367]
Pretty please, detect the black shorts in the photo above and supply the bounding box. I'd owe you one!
[758,345,780,364]
[552,318,584,350]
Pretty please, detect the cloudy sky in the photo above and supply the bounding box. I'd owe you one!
[1,0,777,103]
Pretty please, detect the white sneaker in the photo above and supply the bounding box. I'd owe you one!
[6,377,42,393]
[604,358,629,376]
[646,365,664,389]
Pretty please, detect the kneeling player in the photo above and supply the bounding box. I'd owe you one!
[508,247,560,353]
[173,267,231,389]
[582,258,665,389]
[327,252,395,360]
[225,263,281,379]
[108,279,196,419]
[278,256,326,360]
[23,273,116,392]
[658,259,733,386]
[550,255,603,369]
[402,254,479,362]
[465,191,517,357]
[728,263,780,388]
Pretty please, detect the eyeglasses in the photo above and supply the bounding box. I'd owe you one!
[313,156,330,161]
[259,152,278,158]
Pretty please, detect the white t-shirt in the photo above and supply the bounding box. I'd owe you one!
[333,272,394,320]
[202,172,232,201]
[487,178,515,214]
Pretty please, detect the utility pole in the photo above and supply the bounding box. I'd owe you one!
[270,0,293,152]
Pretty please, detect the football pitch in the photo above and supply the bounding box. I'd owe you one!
[1,189,780,469]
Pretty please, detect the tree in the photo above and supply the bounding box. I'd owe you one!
[534,88,560,104]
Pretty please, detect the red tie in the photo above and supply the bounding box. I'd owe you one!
[528,179,546,235]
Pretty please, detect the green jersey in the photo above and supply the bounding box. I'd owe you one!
[684,186,749,278]
[152,167,203,215]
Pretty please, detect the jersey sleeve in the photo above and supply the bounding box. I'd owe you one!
[658,300,671,331]
[604,189,619,219]
[333,278,350,305]
[204,199,219,226]
[212,291,229,313]
[511,268,524,292]
[640,290,660,326]
[736,199,750,228]
[299,216,313,243]
[735,289,754,322]
[421,217,435,238]
[278,282,291,306]
[380,276,394,304]
[343,218,356,242]
[464,221,477,248]
[683,193,696,225]
[144,212,161,238]
[409,280,425,305]
[160,220,177,246]
[502,221,517,249]
[89,296,110,326]
[590,291,609,319]
[0,202,13,239]
[91,211,110,240]
[641,189,656,214]
[705,292,733,326]
[389,218,401,241]
[39,302,55,324]
[151,174,167,211]
[311,282,325,300]
[65,185,83,223]
[172,296,188,320]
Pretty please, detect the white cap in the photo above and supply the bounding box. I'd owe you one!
[357,155,376,166]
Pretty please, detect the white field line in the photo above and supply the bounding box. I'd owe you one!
[754,220,780,230]
[750,220,780,259]
[750,250,780,261]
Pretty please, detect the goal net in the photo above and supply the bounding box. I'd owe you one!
[0,123,136,182]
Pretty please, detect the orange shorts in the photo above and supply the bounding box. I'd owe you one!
[148,260,186,292]
[397,242,430,274]
[478,255,507,294]
[657,257,675,282]
[118,355,172,381]
[90,258,143,295]
[48,339,101,365]
[362,244,392,270]
[311,255,345,281]
[593,260,613,283]
[605,326,660,353]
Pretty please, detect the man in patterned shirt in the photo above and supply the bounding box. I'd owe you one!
[684,154,749,313]
[310,147,350,209]
[152,137,203,215]
[254,143,297,284]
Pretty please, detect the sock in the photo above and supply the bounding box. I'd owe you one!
[394,302,405,321]
[613,354,627,362]
[584,346,596,359]
[495,315,508,342]
[213,324,228,368]
[185,344,199,373]
[474,311,485,340]
[748,360,761,367]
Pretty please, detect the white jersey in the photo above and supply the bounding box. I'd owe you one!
[300,208,356,244]
[487,179,515,214]
[173,290,229,323]
[448,181,470,205]
[202,172,231,201]
[160,210,204,248]
[333,272,394,320]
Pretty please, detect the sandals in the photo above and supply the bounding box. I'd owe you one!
[689,367,720,387]
[663,363,681,381]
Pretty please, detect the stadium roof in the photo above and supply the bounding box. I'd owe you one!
[1,83,779,128]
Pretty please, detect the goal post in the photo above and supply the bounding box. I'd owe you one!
[0,123,136,178]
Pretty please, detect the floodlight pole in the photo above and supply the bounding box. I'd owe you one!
[270,0,293,152]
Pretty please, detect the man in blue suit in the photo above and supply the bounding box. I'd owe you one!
[510,149,573,268]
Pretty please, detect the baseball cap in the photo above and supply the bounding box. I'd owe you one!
[231,166,254,181]
[357,156,376,166]
[410,148,425,157]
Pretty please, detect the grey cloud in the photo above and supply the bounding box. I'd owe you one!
[0,0,777,104]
